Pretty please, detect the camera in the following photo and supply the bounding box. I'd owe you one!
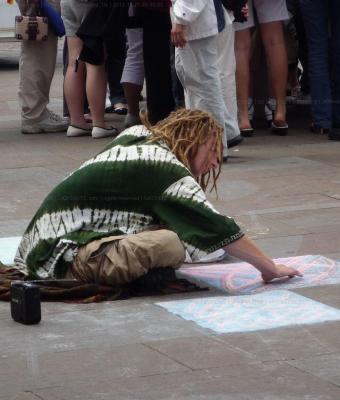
[11,282,41,325]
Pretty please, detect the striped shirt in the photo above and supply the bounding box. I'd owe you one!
[15,125,243,279]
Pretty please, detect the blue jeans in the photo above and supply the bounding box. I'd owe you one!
[300,0,340,128]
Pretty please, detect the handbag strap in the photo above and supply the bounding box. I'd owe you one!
[24,0,42,16]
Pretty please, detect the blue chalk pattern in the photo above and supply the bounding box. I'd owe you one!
[0,236,21,265]
[156,291,340,333]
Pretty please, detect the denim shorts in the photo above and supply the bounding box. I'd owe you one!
[61,0,93,36]
[234,0,289,31]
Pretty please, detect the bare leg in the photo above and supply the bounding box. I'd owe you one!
[64,37,90,129]
[260,21,288,123]
[86,63,107,128]
[235,29,252,130]
[122,82,143,116]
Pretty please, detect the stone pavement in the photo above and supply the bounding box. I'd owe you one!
[1,41,340,400]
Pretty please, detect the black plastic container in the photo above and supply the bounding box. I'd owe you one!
[10,282,41,325]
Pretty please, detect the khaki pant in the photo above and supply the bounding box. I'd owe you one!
[68,230,185,286]
[16,0,60,122]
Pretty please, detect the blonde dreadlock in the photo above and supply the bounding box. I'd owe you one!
[141,109,223,192]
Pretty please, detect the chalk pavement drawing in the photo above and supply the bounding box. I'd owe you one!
[156,291,340,333]
[2,237,340,334]
[0,237,21,265]
[177,255,340,295]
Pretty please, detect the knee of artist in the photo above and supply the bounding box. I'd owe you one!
[150,230,186,268]
[130,229,186,269]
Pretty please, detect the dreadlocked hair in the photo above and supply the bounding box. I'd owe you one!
[141,109,223,193]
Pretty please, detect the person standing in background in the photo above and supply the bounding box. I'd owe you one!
[234,0,289,136]
[171,0,243,162]
[16,0,69,134]
[134,0,175,125]
[299,0,340,141]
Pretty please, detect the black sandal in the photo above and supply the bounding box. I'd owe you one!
[240,127,254,137]
[271,120,288,136]
[105,103,128,115]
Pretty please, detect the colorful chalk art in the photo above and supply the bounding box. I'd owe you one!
[177,255,340,295]
[0,236,21,265]
[160,255,340,333]
[157,291,340,333]
[1,237,340,333]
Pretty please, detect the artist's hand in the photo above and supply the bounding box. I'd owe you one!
[261,264,303,283]
[171,23,187,48]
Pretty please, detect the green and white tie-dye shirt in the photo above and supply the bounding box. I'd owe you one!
[14,125,243,279]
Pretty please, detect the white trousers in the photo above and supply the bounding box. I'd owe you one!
[121,28,144,86]
[217,23,238,123]
[16,0,60,122]
[175,34,239,151]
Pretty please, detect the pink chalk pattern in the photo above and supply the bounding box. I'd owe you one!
[177,255,340,295]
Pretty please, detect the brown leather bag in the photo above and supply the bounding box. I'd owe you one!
[15,0,48,41]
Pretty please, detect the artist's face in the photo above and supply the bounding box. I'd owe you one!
[190,135,220,177]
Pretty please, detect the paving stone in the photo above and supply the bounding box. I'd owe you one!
[145,335,255,369]
[269,208,340,234]
[0,343,188,396]
[293,285,340,309]
[306,321,340,351]
[32,361,340,400]
[0,302,209,356]
[254,233,340,258]
[0,167,63,186]
[0,392,40,400]
[0,219,30,237]
[248,235,305,258]
[215,324,335,362]
[287,353,340,387]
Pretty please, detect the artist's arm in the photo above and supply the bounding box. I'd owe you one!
[223,236,302,283]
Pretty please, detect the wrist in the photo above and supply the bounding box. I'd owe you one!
[252,257,276,275]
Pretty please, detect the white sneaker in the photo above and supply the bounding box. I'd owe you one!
[67,125,92,137]
[22,111,69,134]
[264,98,276,126]
[248,97,255,122]
[92,126,119,139]
[124,113,141,128]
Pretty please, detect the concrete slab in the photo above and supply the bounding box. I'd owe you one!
[146,335,255,369]
[252,233,340,258]
[293,284,340,309]
[307,321,340,351]
[216,324,335,362]
[287,353,340,387]
[0,343,189,396]
[0,301,210,356]
[31,362,340,400]
[0,393,38,400]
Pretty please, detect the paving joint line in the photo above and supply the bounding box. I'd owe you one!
[141,342,195,371]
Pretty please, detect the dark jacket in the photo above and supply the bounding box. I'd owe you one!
[77,1,129,65]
